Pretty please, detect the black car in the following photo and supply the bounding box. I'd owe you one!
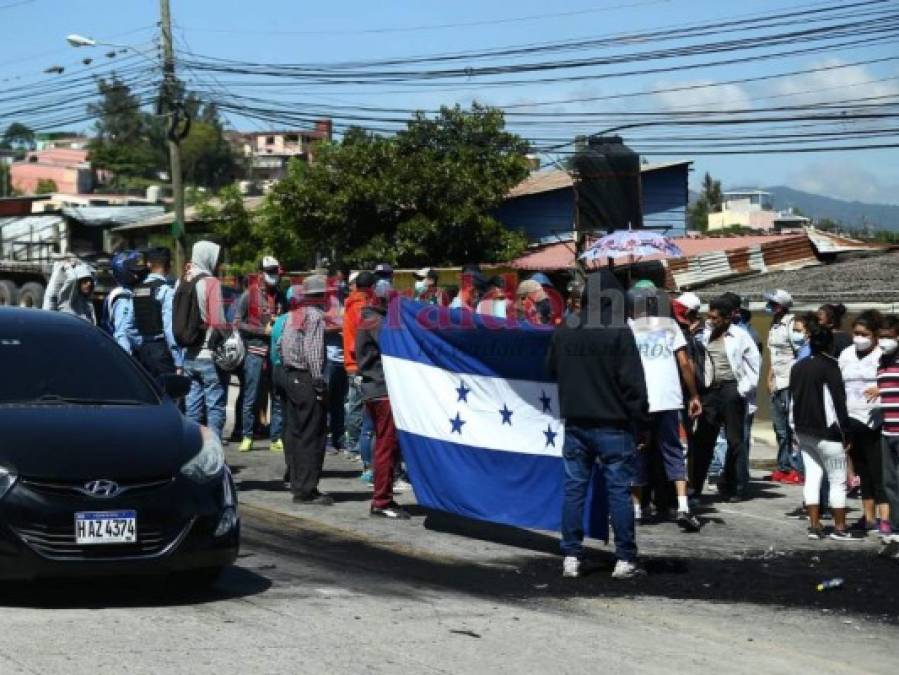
[0,308,239,581]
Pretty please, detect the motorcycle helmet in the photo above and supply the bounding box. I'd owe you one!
[111,250,148,288]
[213,330,246,372]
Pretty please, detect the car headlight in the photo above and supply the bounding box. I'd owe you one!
[180,428,225,483]
[0,465,16,500]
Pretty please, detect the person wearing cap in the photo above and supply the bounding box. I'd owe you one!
[451,263,487,311]
[356,278,410,519]
[765,289,802,484]
[374,263,394,280]
[132,246,181,378]
[413,267,441,305]
[515,279,550,325]
[235,256,288,452]
[279,274,332,505]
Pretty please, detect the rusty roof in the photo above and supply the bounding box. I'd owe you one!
[507,162,693,199]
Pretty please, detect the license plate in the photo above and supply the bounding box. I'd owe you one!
[74,510,137,545]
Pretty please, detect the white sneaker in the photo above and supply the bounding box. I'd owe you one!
[393,478,413,493]
[611,559,646,580]
[562,556,580,578]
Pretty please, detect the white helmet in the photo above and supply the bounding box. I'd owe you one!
[213,329,246,372]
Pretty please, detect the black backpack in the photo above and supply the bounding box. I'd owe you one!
[173,273,208,348]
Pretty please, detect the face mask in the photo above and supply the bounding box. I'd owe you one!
[879,338,899,355]
[414,280,428,294]
[853,336,873,352]
[765,302,777,314]
[791,331,808,348]
[263,273,279,287]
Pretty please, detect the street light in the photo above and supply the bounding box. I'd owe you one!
[66,34,96,48]
[66,33,157,66]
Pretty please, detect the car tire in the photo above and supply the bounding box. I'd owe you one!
[17,282,45,308]
[0,280,17,306]
[173,566,225,587]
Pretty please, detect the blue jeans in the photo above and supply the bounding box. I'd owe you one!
[344,376,364,453]
[359,408,374,467]
[324,360,348,448]
[771,388,800,472]
[561,426,637,562]
[241,352,283,441]
[184,357,229,440]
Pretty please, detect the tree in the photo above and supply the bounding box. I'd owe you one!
[264,104,530,267]
[35,179,58,194]
[688,171,723,232]
[87,75,161,184]
[2,122,34,150]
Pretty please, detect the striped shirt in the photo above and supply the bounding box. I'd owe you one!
[878,356,899,437]
[280,306,325,383]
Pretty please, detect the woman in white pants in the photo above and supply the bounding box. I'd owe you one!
[789,320,856,540]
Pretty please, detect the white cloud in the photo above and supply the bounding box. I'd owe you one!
[770,59,899,106]
[652,80,752,112]
[787,161,899,205]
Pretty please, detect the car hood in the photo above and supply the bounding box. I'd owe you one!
[0,403,202,481]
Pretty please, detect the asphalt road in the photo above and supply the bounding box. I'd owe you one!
[0,507,896,675]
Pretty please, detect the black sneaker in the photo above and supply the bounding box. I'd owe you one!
[370,502,411,520]
[807,526,825,540]
[676,511,701,532]
[785,506,808,520]
[829,529,862,542]
[293,492,334,506]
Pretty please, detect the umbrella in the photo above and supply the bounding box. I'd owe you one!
[579,229,683,262]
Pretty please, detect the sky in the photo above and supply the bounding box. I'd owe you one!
[1,0,898,205]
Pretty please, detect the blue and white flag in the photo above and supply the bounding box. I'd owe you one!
[380,300,608,540]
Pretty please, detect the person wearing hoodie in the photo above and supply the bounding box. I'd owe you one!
[235,256,288,453]
[356,278,409,520]
[180,240,230,440]
[43,259,97,324]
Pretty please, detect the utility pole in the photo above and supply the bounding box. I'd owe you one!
[159,0,187,269]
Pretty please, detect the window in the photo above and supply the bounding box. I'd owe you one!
[265,136,275,145]
[284,134,299,144]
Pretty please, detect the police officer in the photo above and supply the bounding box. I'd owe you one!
[104,250,148,355]
[132,247,181,378]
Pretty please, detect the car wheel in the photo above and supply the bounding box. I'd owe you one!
[0,280,17,306]
[17,282,45,308]
[173,566,225,588]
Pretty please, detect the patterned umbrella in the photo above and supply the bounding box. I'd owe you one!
[579,229,683,262]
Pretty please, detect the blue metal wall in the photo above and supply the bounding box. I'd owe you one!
[496,163,689,241]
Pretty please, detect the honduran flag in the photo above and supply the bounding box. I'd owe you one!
[380,299,608,540]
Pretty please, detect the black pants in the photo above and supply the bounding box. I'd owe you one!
[136,339,176,379]
[691,382,747,497]
[284,369,327,499]
[847,419,886,503]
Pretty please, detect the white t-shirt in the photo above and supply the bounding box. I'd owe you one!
[630,316,687,413]
[838,344,882,428]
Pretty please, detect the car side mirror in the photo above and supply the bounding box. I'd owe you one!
[159,373,191,399]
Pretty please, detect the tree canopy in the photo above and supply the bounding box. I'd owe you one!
[2,122,34,151]
[258,103,530,268]
[688,171,723,232]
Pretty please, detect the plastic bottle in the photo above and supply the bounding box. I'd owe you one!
[816,578,844,591]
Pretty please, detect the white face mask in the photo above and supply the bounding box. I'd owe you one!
[790,330,808,348]
[414,280,428,294]
[853,335,873,352]
[263,272,279,287]
[879,338,899,355]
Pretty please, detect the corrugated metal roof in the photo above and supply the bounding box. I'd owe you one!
[113,196,265,231]
[507,162,693,199]
[805,226,891,255]
[62,206,165,227]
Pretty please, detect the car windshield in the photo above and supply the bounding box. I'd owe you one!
[0,317,160,405]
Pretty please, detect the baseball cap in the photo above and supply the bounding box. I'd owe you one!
[374,263,394,278]
[414,267,438,281]
[262,255,280,271]
[355,271,375,289]
[146,246,171,265]
[303,274,327,295]
[676,292,701,312]
[348,271,360,285]
[764,289,794,308]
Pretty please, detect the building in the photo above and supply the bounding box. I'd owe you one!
[495,161,693,243]
[33,134,90,151]
[707,189,811,232]
[10,148,93,195]
[226,119,333,183]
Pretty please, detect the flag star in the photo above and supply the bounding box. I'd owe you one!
[456,380,471,403]
[539,390,552,413]
[499,404,513,426]
[450,412,466,434]
[543,424,557,447]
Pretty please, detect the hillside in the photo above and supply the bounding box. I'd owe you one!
[763,186,899,231]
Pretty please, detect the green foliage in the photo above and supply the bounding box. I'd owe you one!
[265,104,530,267]
[711,224,758,236]
[2,122,34,150]
[688,171,723,232]
[181,120,236,190]
[35,178,58,194]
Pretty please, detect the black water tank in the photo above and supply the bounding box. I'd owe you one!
[573,135,643,232]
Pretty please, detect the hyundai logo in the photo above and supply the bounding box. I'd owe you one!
[82,480,120,498]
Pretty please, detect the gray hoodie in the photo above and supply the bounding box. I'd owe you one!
[184,241,226,360]
[43,261,97,325]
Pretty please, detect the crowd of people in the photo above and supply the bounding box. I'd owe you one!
[40,242,899,580]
